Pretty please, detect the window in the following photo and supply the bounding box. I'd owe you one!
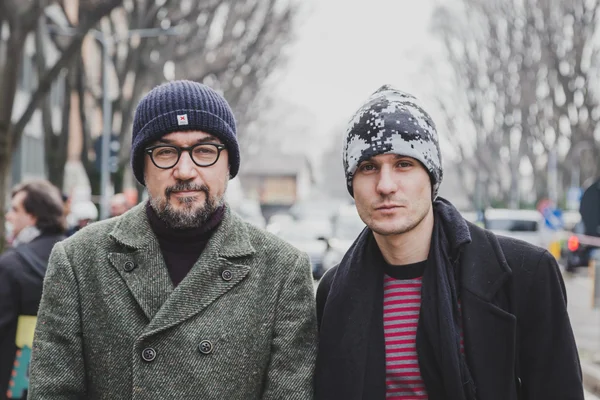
[485,219,538,232]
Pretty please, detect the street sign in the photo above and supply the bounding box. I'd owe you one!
[94,134,121,173]
[541,206,564,231]
[536,198,552,214]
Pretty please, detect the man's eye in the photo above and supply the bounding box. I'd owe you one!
[398,161,412,168]
[155,148,177,156]
[359,164,376,171]
[194,146,217,155]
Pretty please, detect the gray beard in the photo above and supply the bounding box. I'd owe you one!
[150,188,223,229]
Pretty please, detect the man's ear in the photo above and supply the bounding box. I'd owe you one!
[29,213,38,228]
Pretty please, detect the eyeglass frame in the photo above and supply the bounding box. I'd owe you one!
[144,143,227,169]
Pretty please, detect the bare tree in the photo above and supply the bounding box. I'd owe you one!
[0,0,122,250]
[430,0,600,209]
[74,0,299,195]
[318,127,350,201]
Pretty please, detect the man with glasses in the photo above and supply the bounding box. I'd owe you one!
[28,80,317,400]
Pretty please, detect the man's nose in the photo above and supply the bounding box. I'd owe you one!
[376,167,398,195]
[173,151,199,180]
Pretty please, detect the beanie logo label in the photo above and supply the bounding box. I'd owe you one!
[177,114,189,125]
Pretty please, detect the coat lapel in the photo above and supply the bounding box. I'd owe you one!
[460,223,518,399]
[108,202,174,320]
[108,203,255,333]
[140,207,255,339]
[460,223,511,302]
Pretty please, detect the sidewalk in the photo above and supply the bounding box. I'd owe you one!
[585,391,600,400]
[587,388,600,400]
[563,268,600,397]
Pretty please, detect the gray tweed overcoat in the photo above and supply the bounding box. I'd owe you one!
[28,202,317,399]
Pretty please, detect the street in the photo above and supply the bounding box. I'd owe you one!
[565,268,600,360]
[563,267,600,399]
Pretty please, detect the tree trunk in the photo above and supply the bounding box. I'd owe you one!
[45,66,73,190]
[0,130,12,252]
[113,168,125,194]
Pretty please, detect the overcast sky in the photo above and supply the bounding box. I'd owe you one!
[271,0,446,155]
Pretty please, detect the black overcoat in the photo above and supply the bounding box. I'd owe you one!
[316,222,583,400]
[0,234,65,400]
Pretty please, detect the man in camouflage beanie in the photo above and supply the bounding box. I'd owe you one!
[315,85,583,400]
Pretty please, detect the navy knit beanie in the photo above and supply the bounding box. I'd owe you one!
[130,80,240,186]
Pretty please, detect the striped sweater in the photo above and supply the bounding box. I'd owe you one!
[383,260,465,399]
[383,261,427,399]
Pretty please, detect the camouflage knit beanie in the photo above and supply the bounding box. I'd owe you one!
[342,85,443,198]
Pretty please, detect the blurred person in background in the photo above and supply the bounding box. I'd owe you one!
[110,193,130,217]
[0,180,66,400]
[28,80,317,400]
[315,85,583,400]
[60,193,70,221]
[65,200,98,237]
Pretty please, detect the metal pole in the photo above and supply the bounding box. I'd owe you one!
[570,140,592,189]
[98,32,112,220]
[548,148,558,206]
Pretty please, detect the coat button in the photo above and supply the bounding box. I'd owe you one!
[221,269,233,281]
[141,347,156,362]
[198,340,213,355]
[123,261,136,272]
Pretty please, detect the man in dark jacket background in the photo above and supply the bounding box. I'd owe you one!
[0,179,66,400]
[315,85,584,399]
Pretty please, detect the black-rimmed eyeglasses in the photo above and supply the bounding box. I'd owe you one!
[145,143,226,169]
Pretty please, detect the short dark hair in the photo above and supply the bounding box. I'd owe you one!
[12,179,66,234]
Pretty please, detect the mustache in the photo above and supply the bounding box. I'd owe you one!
[165,182,209,198]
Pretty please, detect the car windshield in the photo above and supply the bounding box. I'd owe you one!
[486,219,538,232]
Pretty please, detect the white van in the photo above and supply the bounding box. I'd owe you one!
[484,209,545,248]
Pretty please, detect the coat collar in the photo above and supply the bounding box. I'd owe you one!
[109,201,255,257]
[107,201,255,333]
[460,222,512,301]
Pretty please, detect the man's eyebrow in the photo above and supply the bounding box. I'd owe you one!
[196,136,222,143]
[359,154,411,164]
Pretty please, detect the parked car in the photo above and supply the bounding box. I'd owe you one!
[483,208,544,248]
[231,199,267,229]
[563,221,599,272]
[278,219,332,279]
[265,213,295,234]
[320,205,366,276]
[288,198,347,222]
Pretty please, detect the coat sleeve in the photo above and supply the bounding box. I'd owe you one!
[0,258,19,397]
[28,242,86,399]
[315,265,336,329]
[518,250,584,399]
[261,252,317,400]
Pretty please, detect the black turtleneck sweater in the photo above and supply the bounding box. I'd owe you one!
[146,203,225,286]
